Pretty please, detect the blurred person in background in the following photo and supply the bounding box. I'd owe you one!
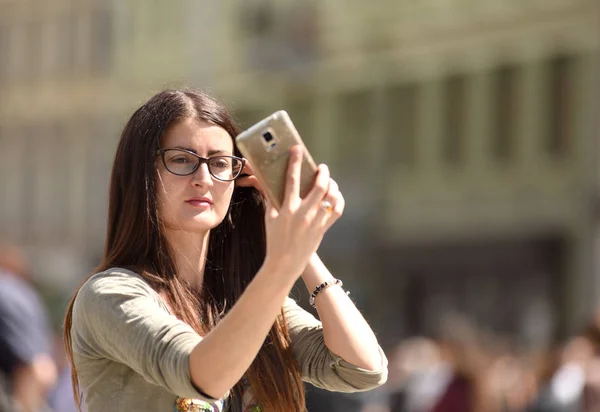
[388,336,453,412]
[0,243,57,412]
[479,345,538,412]
[360,318,482,412]
[528,312,600,412]
[528,336,590,411]
[428,315,482,412]
[63,89,387,412]
[47,336,80,412]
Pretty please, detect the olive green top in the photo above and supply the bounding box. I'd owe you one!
[70,268,387,411]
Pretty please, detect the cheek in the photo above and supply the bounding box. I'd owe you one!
[155,173,181,210]
[215,183,235,211]
[224,184,235,205]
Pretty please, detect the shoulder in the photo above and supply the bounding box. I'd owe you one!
[77,267,157,301]
[73,267,165,325]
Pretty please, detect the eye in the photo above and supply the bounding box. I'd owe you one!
[166,153,194,164]
[211,158,231,169]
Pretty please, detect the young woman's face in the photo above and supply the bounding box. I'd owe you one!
[156,117,235,234]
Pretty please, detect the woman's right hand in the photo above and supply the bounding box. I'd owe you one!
[263,146,342,280]
[189,147,343,399]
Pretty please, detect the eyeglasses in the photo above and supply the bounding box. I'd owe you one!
[155,148,245,181]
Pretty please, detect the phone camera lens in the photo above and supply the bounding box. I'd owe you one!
[262,131,274,143]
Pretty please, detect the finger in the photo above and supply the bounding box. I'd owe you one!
[332,192,345,216]
[264,198,278,221]
[241,159,254,176]
[282,146,303,209]
[315,196,336,226]
[317,179,344,227]
[235,175,256,187]
[327,179,345,216]
[301,164,330,212]
[236,175,263,193]
[328,179,340,197]
[324,193,345,229]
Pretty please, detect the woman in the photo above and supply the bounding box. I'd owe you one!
[64,89,387,412]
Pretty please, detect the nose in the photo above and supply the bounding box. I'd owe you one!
[191,163,214,189]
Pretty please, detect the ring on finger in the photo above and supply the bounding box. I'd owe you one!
[320,200,333,213]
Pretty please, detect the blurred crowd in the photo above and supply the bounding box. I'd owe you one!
[3,240,600,412]
[0,243,76,412]
[359,317,600,412]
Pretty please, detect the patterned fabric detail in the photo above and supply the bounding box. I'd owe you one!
[174,397,224,412]
[173,378,262,411]
[241,378,263,412]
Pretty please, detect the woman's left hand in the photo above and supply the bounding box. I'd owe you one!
[236,160,264,194]
[236,158,345,225]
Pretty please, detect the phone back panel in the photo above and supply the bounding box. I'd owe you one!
[235,110,317,210]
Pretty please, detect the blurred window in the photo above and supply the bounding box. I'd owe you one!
[285,97,316,152]
[238,1,318,74]
[334,89,372,173]
[40,20,59,78]
[233,108,271,131]
[57,13,76,77]
[383,83,418,170]
[10,24,26,83]
[0,126,19,238]
[19,125,36,243]
[442,74,468,167]
[0,24,8,83]
[85,117,117,247]
[74,12,91,75]
[49,122,70,240]
[30,123,62,241]
[546,55,574,159]
[491,65,519,163]
[0,126,4,225]
[24,20,42,81]
[90,8,113,75]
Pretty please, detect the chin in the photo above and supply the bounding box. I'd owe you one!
[164,211,225,233]
[185,216,224,232]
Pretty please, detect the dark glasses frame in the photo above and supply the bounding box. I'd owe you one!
[155,148,246,182]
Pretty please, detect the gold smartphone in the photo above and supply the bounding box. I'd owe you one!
[235,110,318,210]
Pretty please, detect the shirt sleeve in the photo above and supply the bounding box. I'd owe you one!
[70,269,223,402]
[283,296,388,393]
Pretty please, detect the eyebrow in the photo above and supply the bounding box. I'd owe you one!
[171,146,232,156]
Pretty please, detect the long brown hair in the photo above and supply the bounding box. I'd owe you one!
[63,89,306,411]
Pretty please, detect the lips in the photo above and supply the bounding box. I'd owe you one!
[185,197,213,207]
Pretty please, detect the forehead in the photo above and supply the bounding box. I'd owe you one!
[162,117,233,154]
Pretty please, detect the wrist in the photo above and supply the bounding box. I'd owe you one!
[309,278,345,307]
[261,256,304,285]
[301,253,329,289]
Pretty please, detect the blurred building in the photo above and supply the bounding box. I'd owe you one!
[0,0,192,286]
[0,0,599,348]
[212,0,600,347]
[0,0,118,286]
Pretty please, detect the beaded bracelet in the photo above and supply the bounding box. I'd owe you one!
[309,278,348,307]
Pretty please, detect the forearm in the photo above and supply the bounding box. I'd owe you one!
[302,254,382,371]
[189,261,297,398]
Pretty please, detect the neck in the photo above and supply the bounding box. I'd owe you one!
[165,229,210,290]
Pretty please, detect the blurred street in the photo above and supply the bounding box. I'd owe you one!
[1,0,600,410]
